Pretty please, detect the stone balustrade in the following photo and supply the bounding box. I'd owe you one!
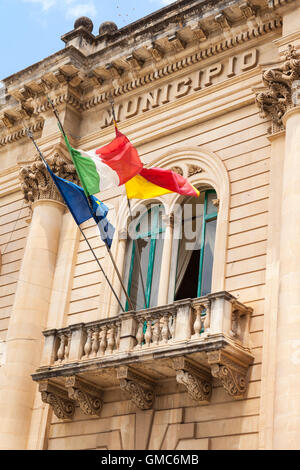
[33,291,254,419]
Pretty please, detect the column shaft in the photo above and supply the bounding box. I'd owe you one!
[273,107,300,449]
[0,199,65,449]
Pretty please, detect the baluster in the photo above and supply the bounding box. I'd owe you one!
[230,309,241,339]
[99,326,108,356]
[144,319,152,347]
[136,320,144,348]
[193,305,202,337]
[170,313,176,340]
[161,315,170,343]
[64,331,71,360]
[107,325,116,354]
[115,322,121,351]
[203,303,211,333]
[152,318,160,345]
[57,334,67,363]
[83,328,93,358]
[91,327,99,358]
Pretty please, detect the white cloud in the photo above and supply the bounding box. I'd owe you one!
[161,0,176,5]
[22,0,97,20]
[66,2,97,19]
[23,0,57,11]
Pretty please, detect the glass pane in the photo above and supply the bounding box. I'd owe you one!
[206,191,218,215]
[201,218,217,296]
[175,193,204,300]
[129,237,151,310]
[175,248,200,301]
[136,208,152,238]
[149,234,164,307]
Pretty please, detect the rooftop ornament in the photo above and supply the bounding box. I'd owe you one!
[74,16,94,33]
[99,21,118,36]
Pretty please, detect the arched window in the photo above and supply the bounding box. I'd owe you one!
[174,188,218,301]
[124,204,165,310]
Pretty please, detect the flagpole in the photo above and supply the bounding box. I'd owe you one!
[25,129,126,313]
[47,96,135,311]
[108,94,148,310]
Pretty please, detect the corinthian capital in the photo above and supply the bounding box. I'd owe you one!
[19,152,80,209]
[255,44,300,133]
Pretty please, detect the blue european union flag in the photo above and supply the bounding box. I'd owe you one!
[47,164,115,248]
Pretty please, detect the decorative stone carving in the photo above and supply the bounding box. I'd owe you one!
[170,166,183,176]
[117,366,154,410]
[215,13,231,31]
[173,357,212,403]
[65,376,103,416]
[255,44,300,132]
[19,152,80,209]
[188,164,202,177]
[207,350,249,399]
[239,2,256,20]
[39,380,75,420]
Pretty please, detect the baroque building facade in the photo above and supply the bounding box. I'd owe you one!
[0,0,300,450]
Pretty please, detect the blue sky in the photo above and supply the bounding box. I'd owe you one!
[0,0,174,80]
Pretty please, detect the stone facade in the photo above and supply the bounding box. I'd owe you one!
[1,0,300,450]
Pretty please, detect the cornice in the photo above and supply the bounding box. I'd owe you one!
[83,17,282,112]
[0,1,283,148]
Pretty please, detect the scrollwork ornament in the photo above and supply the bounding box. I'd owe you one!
[68,387,103,416]
[255,44,300,132]
[119,378,154,410]
[19,153,80,209]
[176,369,212,402]
[211,364,247,398]
[41,391,75,420]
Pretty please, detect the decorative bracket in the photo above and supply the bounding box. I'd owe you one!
[207,350,250,399]
[65,376,103,416]
[39,380,75,420]
[117,366,155,410]
[173,357,212,403]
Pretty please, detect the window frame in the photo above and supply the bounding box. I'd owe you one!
[174,188,218,301]
[126,204,165,311]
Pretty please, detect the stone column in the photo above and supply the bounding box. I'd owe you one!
[271,106,300,449]
[0,154,78,449]
[255,45,300,449]
[157,214,174,306]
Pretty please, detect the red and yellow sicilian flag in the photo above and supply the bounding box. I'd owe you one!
[125,167,199,199]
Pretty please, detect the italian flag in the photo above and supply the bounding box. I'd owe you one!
[64,129,143,196]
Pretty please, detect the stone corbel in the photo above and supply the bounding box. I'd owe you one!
[147,43,164,62]
[65,376,103,416]
[173,357,212,403]
[207,350,250,399]
[126,54,144,71]
[117,366,155,410]
[168,34,186,52]
[0,112,16,128]
[39,380,75,420]
[215,13,231,32]
[105,63,123,79]
[190,24,207,42]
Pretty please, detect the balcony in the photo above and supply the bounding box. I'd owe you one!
[32,291,254,420]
